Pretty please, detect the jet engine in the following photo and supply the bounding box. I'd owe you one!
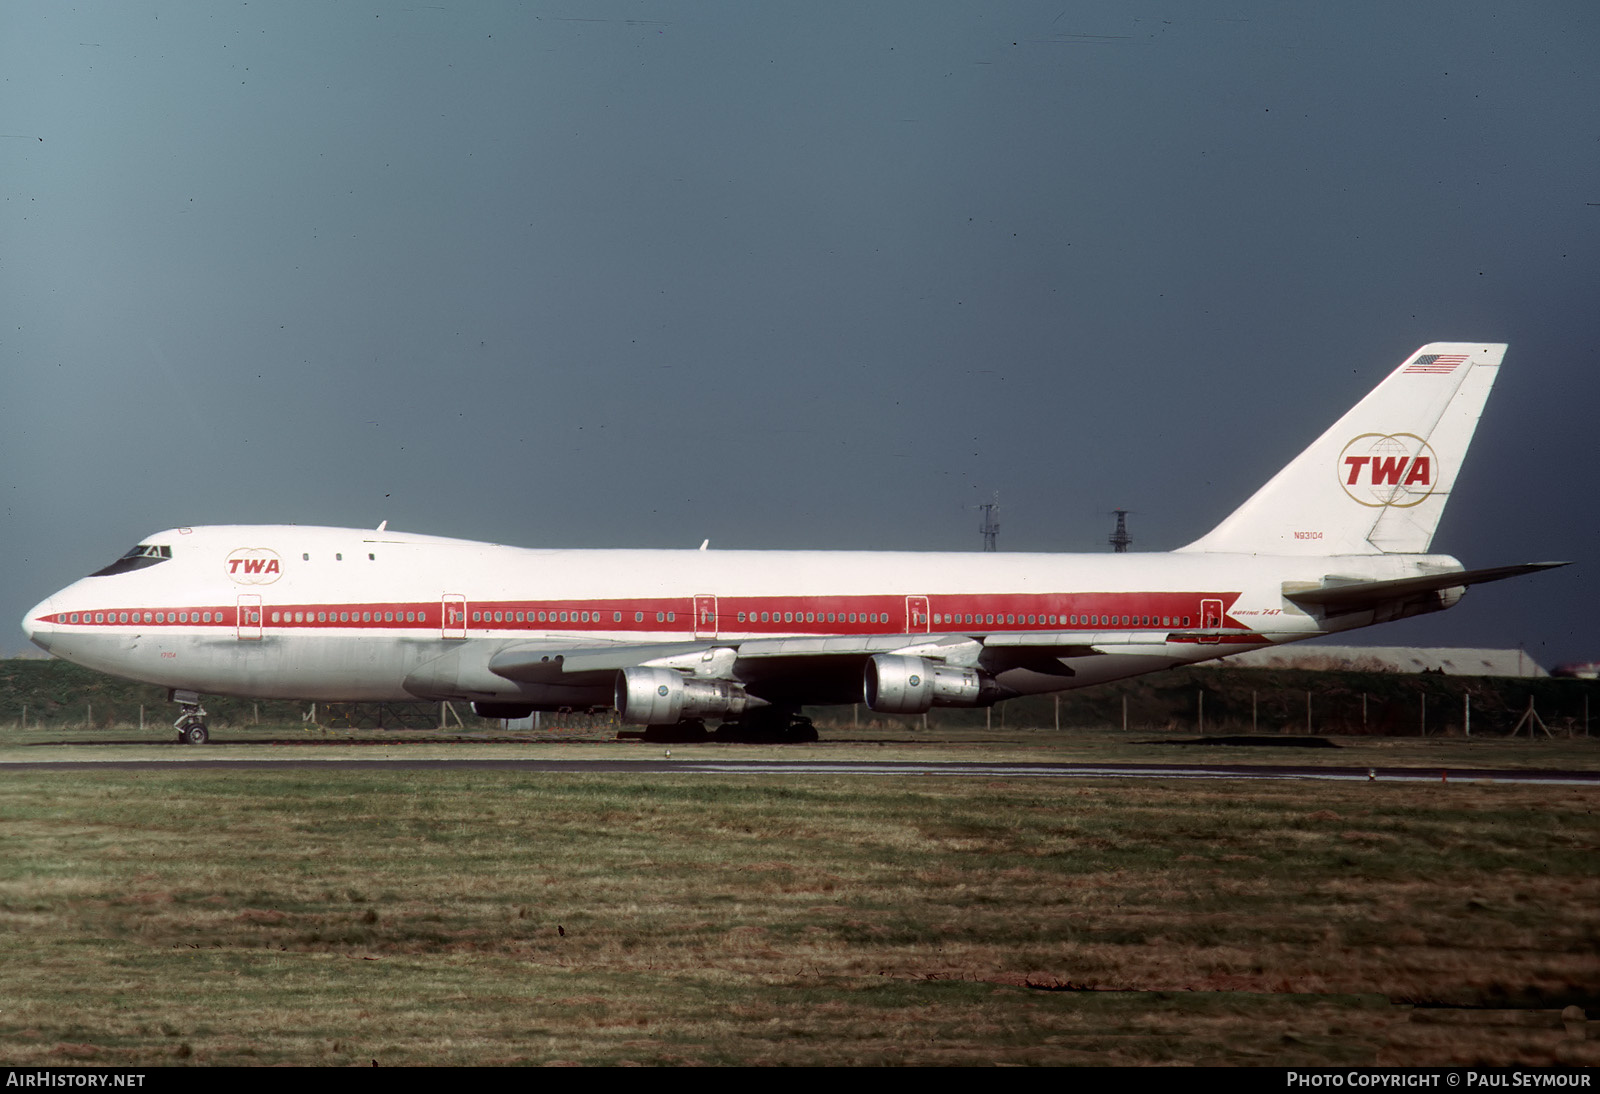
[863,654,991,715]
[615,666,753,725]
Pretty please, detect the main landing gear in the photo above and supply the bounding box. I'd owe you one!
[716,709,819,743]
[636,707,820,744]
[170,690,210,745]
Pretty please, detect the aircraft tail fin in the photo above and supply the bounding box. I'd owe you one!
[1179,343,1505,556]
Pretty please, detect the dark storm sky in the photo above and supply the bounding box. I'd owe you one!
[4,1,1597,665]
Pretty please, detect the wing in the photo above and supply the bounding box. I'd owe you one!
[488,634,1002,705]
[483,628,1237,709]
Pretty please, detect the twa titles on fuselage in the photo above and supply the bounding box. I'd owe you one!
[22,343,1564,743]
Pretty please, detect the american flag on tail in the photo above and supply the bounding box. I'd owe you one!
[1404,353,1468,375]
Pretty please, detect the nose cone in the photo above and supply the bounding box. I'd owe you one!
[22,596,58,652]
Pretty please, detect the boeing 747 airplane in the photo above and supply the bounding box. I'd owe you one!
[22,343,1564,743]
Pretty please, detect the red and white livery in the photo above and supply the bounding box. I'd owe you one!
[22,342,1563,742]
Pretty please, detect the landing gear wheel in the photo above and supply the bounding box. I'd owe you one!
[641,720,708,743]
[785,721,819,743]
[173,695,211,745]
[714,710,819,743]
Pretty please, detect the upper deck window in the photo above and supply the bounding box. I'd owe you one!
[90,544,172,577]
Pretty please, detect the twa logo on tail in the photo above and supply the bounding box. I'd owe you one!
[1338,433,1438,508]
[225,548,283,584]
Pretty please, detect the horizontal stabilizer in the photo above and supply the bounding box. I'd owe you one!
[1284,561,1569,610]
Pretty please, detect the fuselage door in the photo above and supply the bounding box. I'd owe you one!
[694,594,718,639]
[906,595,930,633]
[1200,598,1223,643]
[442,594,467,640]
[236,594,263,641]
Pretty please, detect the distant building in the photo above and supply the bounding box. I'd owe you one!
[1552,661,1600,680]
[1209,645,1547,678]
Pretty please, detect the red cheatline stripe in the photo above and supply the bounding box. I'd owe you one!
[45,592,1243,634]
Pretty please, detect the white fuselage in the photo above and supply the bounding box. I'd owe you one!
[22,525,1459,708]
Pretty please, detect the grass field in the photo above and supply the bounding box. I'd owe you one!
[2,716,1597,772]
[2,727,1597,1066]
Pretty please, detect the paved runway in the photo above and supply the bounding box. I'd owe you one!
[3,756,1597,785]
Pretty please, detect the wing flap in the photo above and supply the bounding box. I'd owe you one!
[983,629,1143,651]
[489,641,712,683]
[734,634,934,657]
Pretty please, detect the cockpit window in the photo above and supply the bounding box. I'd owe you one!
[90,544,173,577]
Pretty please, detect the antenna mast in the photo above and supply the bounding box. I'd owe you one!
[978,500,1000,552]
[1109,509,1133,553]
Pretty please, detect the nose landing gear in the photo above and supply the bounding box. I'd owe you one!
[169,690,210,745]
